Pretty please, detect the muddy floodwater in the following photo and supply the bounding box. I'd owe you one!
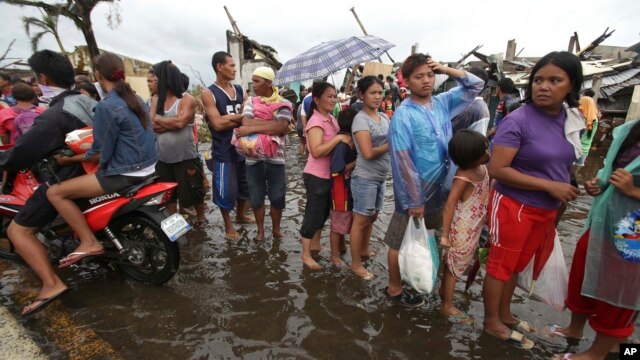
[0,136,637,359]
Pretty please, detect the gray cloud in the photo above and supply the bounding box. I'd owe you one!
[1,0,638,87]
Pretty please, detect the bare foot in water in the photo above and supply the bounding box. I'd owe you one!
[255,231,265,241]
[351,266,374,280]
[225,229,239,240]
[310,244,323,252]
[302,256,321,270]
[339,237,347,255]
[272,230,283,239]
[440,305,474,324]
[330,256,345,267]
[236,216,255,224]
[360,249,376,258]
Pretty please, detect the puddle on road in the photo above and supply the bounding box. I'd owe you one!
[1,137,637,359]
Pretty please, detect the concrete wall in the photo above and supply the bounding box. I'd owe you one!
[128,76,150,101]
[626,85,640,122]
[241,60,273,96]
[226,31,277,94]
[68,46,151,99]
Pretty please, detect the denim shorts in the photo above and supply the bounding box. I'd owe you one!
[246,161,286,209]
[351,176,385,216]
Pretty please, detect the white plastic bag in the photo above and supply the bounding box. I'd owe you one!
[398,217,440,294]
[517,231,568,311]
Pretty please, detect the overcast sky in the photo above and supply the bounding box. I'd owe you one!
[1,0,638,86]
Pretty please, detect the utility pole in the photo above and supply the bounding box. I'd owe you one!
[223,5,242,36]
[349,6,368,36]
[349,7,394,63]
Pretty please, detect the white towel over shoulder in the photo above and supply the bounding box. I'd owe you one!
[564,105,586,159]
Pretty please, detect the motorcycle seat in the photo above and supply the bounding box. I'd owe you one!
[122,176,158,198]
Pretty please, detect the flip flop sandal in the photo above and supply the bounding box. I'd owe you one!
[359,271,375,280]
[58,249,105,269]
[505,330,535,350]
[552,353,574,360]
[22,288,69,316]
[506,319,536,333]
[445,312,475,325]
[547,324,584,340]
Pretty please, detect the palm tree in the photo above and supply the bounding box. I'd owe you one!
[23,7,67,54]
[3,0,119,60]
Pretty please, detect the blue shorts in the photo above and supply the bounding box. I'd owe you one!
[211,160,250,211]
[246,161,286,209]
[351,176,385,216]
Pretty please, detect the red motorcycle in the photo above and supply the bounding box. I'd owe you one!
[0,152,190,285]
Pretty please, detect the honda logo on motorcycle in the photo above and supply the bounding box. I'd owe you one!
[88,193,121,205]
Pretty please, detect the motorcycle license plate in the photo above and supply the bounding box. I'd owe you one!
[161,213,191,241]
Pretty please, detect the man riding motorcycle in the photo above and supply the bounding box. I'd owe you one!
[0,50,96,315]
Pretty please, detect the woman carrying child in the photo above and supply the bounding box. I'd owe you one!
[237,67,292,241]
[439,130,490,323]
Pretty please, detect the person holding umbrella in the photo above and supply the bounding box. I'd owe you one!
[483,51,584,349]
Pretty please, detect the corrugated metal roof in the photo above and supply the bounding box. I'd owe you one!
[582,68,640,89]
[601,74,640,97]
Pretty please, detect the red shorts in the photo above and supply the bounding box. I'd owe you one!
[566,230,638,338]
[486,191,557,281]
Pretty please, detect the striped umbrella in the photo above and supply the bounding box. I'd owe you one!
[274,35,395,86]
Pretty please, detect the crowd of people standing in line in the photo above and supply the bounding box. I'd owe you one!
[0,47,638,359]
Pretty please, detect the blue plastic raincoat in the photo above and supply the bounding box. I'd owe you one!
[582,120,640,310]
[388,73,484,214]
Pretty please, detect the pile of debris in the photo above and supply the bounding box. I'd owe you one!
[469,28,640,117]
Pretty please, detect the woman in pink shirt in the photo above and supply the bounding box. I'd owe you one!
[300,82,352,270]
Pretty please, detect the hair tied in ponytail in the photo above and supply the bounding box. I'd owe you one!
[110,70,125,81]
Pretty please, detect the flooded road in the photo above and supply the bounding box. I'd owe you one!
[0,136,637,359]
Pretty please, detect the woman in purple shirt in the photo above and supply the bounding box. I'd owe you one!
[483,52,583,349]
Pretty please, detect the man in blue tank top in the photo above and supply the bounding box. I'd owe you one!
[201,52,253,239]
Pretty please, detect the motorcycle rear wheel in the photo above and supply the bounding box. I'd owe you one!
[109,213,180,285]
[0,214,21,261]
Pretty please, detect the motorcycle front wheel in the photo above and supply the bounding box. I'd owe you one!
[108,213,180,285]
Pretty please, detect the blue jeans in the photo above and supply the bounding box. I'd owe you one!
[351,176,385,216]
[246,161,286,209]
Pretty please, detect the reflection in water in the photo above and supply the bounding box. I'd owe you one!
[1,137,637,359]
